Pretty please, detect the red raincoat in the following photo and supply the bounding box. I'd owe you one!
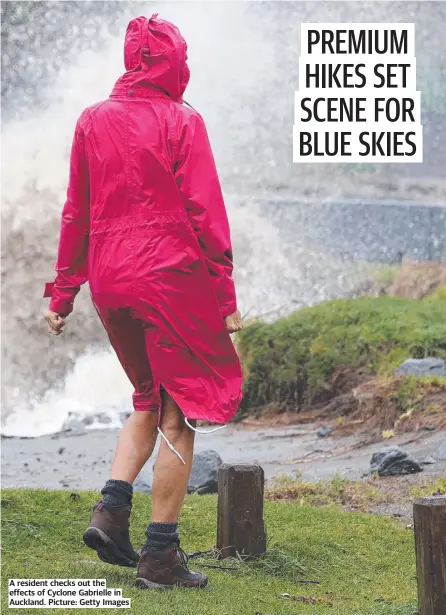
[44,14,243,424]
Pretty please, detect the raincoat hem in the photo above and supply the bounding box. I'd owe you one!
[133,404,159,412]
[158,381,243,427]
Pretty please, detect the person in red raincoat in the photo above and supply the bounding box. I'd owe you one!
[44,14,243,589]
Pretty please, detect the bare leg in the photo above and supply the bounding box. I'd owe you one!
[110,411,159,483]
[83,411,158,567]
[151,392,195,523]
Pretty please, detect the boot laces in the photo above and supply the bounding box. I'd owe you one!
[175,545,190,570]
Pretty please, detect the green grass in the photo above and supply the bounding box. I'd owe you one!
[236,296,446,414]
[2,489,418,615]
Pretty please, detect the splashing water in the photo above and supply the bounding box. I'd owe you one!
[2,2,445,436]
[2,351,131,438]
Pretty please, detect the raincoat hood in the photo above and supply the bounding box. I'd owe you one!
[118,14,190,102]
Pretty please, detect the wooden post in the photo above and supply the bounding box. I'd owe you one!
[217,464,267,559]
[413,495,446,615]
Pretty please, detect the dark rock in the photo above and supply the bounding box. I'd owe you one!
[317,426,331,438]
[58,447,65,455]
[370,446,423,476]
[93,413,112,425]
[134,450,223,495]
[394,357,446,378]
[62,412,119,436]
[438,441,446,461]
[192,480,219,495]
[187,450,223,495]
[58,417,88,437]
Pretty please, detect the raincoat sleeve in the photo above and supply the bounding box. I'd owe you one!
[174,113,237,319]
[43,115,90,316]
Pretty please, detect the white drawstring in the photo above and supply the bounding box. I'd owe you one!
[157,427,186,465]
[157,418,226,465]
[184,418,227,434]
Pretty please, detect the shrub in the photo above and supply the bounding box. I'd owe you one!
[237,296,446,414]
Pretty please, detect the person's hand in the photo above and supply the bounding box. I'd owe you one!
[224,310,243,333]
[44,310,66,336]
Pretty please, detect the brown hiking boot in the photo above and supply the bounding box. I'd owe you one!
[135,544,208,589]
[83,502,139,567]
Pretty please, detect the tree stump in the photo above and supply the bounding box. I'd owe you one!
[413,495,446,615]
[217,464,267,559]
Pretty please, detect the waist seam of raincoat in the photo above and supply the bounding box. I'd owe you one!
[89,210,192,237]
[89,223,193,239]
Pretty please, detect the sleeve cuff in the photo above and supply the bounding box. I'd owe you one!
[220,302,237,318]
[43,281,73,316]
[49,298,73,317]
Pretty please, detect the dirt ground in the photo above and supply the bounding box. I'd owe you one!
[2,419,445,521]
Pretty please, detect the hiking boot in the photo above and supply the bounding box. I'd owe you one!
[135,543,208,589]
[83,502,139,567]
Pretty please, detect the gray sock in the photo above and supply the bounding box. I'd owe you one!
[145,522,179,551]
[101,479,133,509]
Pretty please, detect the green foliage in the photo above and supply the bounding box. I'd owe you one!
[237,296,446,413]
[2,489,417,615]
[428,284,446,301]
[388,375,446,413]
[410,477,446,499]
